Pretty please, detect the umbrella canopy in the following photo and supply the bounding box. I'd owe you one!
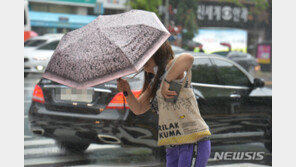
[43,10,170,89]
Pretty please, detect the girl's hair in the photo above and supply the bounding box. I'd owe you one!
[141,40,174,101]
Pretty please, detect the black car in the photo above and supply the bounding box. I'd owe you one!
[211,51,260,74]
[28,54,272,159]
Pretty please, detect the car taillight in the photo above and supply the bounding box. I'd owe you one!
[32,85,45,103]
[106,90,142,109]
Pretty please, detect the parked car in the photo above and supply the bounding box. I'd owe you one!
[24,34,64,77]
[212,51,260,74]
[28,54,272,160]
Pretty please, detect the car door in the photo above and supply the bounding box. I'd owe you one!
[191,57,225,115]
[210,57,252,114]
[209,58,267,137]
[191,57,244,139]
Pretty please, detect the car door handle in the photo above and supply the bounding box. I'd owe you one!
[230,93,241,98]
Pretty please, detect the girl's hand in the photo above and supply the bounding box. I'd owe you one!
[117,78,131,93]
[161,81,177,99]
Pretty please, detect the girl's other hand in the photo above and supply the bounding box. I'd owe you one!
[161,81,177,99]
[117,78,131,92]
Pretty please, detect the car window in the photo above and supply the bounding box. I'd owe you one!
[212,58,250,87]
[38,41,60,50]
[191,58,219,84]
[212,52,228,57]
[24,40,47,47]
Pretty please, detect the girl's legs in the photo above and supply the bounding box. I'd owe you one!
[166,140,211,167]
[166,146,179,167]
[178,140,211,167]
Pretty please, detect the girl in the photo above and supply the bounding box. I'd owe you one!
[117,41,211,167]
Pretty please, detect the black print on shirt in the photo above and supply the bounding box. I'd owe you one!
[158,122,182,139]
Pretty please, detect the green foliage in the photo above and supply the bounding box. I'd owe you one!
[170,0,199,45]
[128,0,162,15]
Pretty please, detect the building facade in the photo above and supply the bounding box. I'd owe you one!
[27,0,129,35]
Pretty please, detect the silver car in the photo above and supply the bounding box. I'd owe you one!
[24,34,64,77]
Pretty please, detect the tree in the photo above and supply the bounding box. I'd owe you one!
[169,0,199,48]
[128,0,162,16]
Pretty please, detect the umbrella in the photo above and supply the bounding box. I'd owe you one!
[43,10,170,89]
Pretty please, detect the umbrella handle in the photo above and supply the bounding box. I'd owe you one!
[117,78,128,96]
[123,91,128,97]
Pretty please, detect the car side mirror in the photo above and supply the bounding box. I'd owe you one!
[253,78,265,88]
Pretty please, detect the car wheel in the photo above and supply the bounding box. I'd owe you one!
[56,140,90,154]
[24,72,29,78]
[152,147,166,162]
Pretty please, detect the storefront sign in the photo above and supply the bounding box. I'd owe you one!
[196,1,253,28]
[59,16,69,22]
[257,45,271,64]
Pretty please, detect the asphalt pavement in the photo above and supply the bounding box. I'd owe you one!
[24,73,271,167]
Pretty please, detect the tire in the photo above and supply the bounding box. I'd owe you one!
[24,72,29,78]
[56,140,90,154]
[152,147,166,162]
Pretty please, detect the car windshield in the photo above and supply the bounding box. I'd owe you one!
[24,39,47,47]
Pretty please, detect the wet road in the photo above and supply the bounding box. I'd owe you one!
[24,74,271,167]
